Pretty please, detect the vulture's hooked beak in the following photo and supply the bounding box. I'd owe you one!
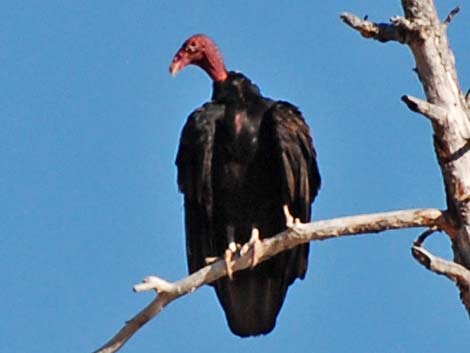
[169,61,182,76]
[170,52,189,77]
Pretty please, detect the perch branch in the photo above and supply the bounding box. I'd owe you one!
[94,207,450,353]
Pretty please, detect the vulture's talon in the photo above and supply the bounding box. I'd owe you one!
[247,228,262,268]
[283,204,295,228]
[224,242,240,279]
[228,241,240,253]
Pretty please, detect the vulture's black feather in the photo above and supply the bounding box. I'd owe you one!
[176,71,320,336]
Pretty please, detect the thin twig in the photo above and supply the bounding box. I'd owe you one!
[444,6,460,25]
[414,227,438,246]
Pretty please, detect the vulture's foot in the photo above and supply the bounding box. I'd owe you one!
[283,204,300,229]
[224,241,241,279]
[241,228,262,268]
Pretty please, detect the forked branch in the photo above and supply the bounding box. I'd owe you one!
[94,208,449,353]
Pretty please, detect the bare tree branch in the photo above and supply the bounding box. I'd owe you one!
[340,12,405,43]
[412,245,470,290]
[94,208,449,353]
[340,12,427,44]
[401,94,447,125]
[412,244,470,315]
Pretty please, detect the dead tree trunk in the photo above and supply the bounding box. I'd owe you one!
[342,0,470,311]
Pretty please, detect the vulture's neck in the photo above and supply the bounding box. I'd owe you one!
[212,72,261,103]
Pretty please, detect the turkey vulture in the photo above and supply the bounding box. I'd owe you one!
[170,34,321,337]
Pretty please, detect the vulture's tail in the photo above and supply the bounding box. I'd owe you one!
[215,270,287,336]
[213,246,307,337]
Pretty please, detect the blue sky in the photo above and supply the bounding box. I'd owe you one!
[1,1,469,352]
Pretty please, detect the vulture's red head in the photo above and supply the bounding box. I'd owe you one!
[170,34,228,82]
